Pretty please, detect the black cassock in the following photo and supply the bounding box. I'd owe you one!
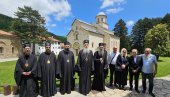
[37,52,57,97]
[77,50,94,95]
[92,51,107,91]
[57,50,75,94]
[14,54,38,97]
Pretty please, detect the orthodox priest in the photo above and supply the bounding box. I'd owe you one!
[92,43,107,91]
[37,42,58,97]
[77,40,94,95]
[14,43,38,97]
[57,42,75,95]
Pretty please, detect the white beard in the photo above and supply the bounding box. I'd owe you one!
[98,49,104,56]
[83,48,90,54]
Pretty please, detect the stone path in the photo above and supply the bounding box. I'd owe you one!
[0,58,17,62]
[1,75,170,97]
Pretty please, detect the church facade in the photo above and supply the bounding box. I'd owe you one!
[0,30,21,58]
[67,12,120,56]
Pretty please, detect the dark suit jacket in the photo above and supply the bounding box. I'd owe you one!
[116,54,129,71]
[129,55,143,72]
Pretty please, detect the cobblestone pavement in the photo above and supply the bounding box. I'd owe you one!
[1,75,170,97]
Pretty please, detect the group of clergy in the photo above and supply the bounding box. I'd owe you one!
[14,39,157,97]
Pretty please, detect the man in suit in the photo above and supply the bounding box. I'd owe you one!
[129,49,143,93]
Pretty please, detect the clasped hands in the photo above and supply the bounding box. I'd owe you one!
[22,71,31,76]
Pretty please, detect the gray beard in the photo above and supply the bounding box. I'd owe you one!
[83,48,90,54]
[98,49,104,56]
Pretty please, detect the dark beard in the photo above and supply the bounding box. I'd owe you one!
[64,49,69,54]
[24,54,30,59]
[45,50,51,55]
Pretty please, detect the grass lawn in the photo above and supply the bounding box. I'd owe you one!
[0,57,169,91]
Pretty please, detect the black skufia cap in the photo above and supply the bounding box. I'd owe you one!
[83,40,89,44]
[23,43,31,48]
[99,43,104,46]
[64,41,70,45]
[45,42,51,47]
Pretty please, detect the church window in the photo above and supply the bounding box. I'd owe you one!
[101,18,103,22]
[98,18,99,23]
[76,26,78,30]
[12,47,14,53]
[92,42,94,48]
[0,47,3,53]
[75,33,78,40]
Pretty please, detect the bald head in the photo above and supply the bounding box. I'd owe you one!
[145,48,151,55]
[113,47,117,53]
[131,49,138,57]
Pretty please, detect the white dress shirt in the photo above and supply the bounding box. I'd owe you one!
[108,52,119,65]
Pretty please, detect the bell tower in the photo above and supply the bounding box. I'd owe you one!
[96,12,108,29]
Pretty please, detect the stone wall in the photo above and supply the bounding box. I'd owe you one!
[0,36,20,58]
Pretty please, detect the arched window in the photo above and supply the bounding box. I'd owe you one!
[92,42,94,48]
[0,47,3,53]
[75,33,78,40]
[12,47,14,53]
[101,18,103,22]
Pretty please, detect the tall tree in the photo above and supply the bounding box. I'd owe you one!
[162,13,170,25]
[144,23,170,59]
[113,19,129,50]
[0,14,14,31]
[130,17,162,53]
[11,6,48,54]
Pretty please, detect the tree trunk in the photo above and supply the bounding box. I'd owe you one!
[32,43,35,55]
[155,54,159,61]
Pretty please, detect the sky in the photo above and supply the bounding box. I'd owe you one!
[0,0,170,36]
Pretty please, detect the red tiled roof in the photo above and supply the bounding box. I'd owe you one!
[0,30,13,36]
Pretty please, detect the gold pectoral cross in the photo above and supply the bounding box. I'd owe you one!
[25,63,29,67]
[47,60,50,64]
[67,59,70,63]
[25,60,29,67]
[85,58,88,61]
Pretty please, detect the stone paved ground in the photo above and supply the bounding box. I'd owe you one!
[1,75,170,97]
[0,58,17,62]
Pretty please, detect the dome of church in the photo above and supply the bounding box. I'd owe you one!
[97,12,106,16]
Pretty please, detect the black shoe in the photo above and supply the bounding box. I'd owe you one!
[142,90,145,93]
[122,85,125,89]
[135,89,140,93]
[114,84,118,87]
[149,92,155,97]
[109,83,113,87]
[129,87,133,91]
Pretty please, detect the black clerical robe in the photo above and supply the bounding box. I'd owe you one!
[37,52,58,97]
[92,51,107,91]
[77,49,94,95]
[14,54,38,97]
[57,50,75,94]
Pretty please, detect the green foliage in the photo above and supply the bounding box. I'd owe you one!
[47,32,67,42]
[11,6,48,43]
[113,19,129,50]
[144,24,170,56]
[0,14,14,31]
[130,17,162,53]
